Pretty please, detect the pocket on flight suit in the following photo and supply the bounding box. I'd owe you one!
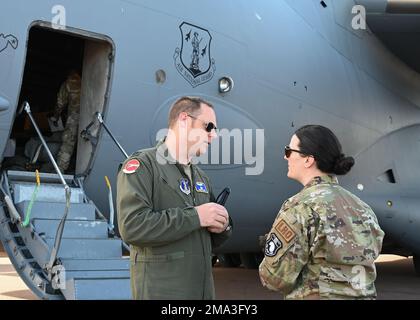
[130,250,145,299]
[136,251,186,297]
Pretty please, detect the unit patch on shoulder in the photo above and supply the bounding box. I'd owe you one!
[123,159,140,174]
[265,233,283,257]
[275,219,296,243]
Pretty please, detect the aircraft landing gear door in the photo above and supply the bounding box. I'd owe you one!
[76,40,113,175]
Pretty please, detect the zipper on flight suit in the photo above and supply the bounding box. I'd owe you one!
[184,165,196,205]
[191,167,207,299]
[174,163,207,298]
[175,163,196,205]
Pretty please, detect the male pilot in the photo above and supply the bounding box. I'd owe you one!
[117,96,232,299]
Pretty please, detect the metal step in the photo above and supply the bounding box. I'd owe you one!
[61,258,129,271]
[16,201,96,220]
[12,182,84,203]
[59,258,130,299]
[7,170,75,185]
[33,219,108,239]
[45,238,123,259]
[2,170,131,300]
[65,270,130,279]
[63,278,131,300]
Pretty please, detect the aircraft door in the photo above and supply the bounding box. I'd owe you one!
[76,40,113,175]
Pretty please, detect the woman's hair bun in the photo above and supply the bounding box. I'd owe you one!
[333,154,355,175]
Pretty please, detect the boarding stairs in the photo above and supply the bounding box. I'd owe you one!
[0,171,130,299]
[0,102,130,299]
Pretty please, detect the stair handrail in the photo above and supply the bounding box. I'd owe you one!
[20,101,71,277]
[74,176,114,233]
[80,112,132,251]
[0,172,21,224]
[81,112,129,159]
[79,112,130,234]
[96,112,129,158]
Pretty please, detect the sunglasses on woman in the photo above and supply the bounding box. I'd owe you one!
[284,145,308,158]
[187,114,218,133]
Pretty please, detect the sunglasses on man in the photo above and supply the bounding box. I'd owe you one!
[284,145,308,158]
[187,114,218,133]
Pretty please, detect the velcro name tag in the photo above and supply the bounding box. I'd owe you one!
[275,219,296,243]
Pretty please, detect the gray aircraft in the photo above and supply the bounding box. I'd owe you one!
[0,0,419,299]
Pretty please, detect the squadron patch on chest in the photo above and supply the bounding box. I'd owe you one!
[123,159,140,174]
[195,182,208,193]
[179,178,191,195]
[275,219,296,243]
[265,233,283,257]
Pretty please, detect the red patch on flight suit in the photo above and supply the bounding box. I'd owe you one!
[123,159,140,174]
[275,219,296,243]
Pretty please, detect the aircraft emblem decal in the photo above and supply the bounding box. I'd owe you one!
[0,33,18,54]
[174,22,216,87]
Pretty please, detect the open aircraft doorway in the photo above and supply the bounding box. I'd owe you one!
[0,23,130,300]
[2,25,113,176]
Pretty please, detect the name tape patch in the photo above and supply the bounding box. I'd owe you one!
[275,219,296,243]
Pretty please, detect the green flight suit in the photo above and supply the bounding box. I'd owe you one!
[117,140,232,299]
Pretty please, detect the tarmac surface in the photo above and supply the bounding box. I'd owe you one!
[1,251,419,300]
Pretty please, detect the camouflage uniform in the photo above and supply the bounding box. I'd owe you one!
[55,72,81,172]
[259,175,384,299]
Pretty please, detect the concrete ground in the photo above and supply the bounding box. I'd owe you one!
[0,251,37,300]
[214,254,420,300]
[0,251,419,300]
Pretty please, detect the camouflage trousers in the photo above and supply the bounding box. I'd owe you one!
[57,112,79,172]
